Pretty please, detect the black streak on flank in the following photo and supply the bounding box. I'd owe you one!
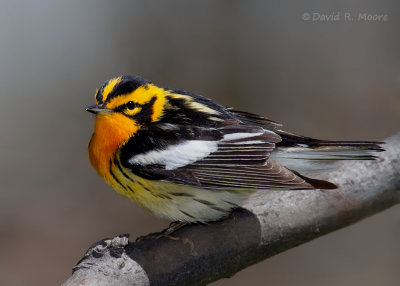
[179,209,196,219]
[114,157,134,182]
[153,193,172,200]
[194,198,226,212]
[136,180,171,199]
[140,183,153,194]
[194,199,213,206]
[210,205,227,213]
[169,192,194,197]
[143,186,164,198]
[109,160,127,190]
[127,186,135,194]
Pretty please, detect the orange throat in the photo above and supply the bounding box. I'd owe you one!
[89,113,140,179]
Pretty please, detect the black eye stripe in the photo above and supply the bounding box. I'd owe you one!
[117,96,156,124]
[113,96,157,125]
[114,101,139,112]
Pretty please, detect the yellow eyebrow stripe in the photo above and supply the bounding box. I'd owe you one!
[101,77,122,103]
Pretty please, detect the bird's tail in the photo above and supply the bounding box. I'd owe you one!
[270,131,384,174]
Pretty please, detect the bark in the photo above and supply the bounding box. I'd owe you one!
[62,132,400,286]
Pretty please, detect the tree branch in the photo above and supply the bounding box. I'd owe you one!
[62,132,400,286]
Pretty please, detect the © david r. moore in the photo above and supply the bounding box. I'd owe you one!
[303,11,388,22]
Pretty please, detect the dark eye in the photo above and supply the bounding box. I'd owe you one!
[126,101,136,110]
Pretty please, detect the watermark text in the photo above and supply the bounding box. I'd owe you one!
[301,12,388,22]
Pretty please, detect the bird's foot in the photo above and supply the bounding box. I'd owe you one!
[135,221,188,242]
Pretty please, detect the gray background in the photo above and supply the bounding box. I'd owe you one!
[0,1,399,285]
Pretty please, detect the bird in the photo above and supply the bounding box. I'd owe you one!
[86,75,383,224]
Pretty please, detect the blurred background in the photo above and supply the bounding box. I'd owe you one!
[0,1,399,285]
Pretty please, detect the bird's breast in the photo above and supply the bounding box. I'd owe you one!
[88,113,140,180]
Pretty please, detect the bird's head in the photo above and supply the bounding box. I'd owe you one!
[86,75,167,128]
[86,75,170,173]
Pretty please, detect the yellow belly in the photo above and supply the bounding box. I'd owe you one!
[106,160,249,222]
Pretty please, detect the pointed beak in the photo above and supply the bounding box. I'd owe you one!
[85,105,111,114]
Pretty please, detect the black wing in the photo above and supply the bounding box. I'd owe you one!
[120,122,321,190]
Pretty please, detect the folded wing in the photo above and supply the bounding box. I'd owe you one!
[121,122,330,190]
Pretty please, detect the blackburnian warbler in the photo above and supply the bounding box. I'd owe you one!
[86,75,383,223]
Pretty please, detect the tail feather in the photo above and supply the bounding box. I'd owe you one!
[277,131,384,150]
[271,131,384,174]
